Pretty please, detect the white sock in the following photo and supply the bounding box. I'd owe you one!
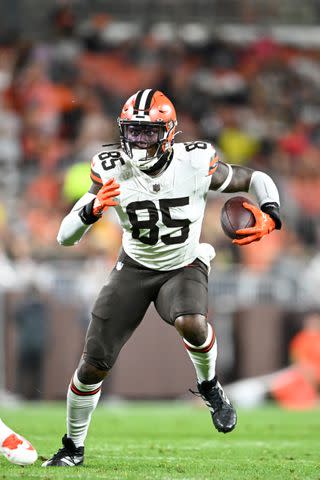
[183,323,217,383]
[0,419,14,444]
[67,371,102,447]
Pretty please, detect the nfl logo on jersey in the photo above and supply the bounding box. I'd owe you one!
[153,184,160,192]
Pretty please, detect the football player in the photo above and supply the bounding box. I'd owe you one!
[0,418,37,465]
[43,89,281,467]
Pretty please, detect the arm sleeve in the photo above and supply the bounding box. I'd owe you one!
[249,171,280,207]
[249,171,282,229]
[57,192,97,246]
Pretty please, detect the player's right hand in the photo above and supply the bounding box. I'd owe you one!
[92,178,120,216]
[232,202,275,245]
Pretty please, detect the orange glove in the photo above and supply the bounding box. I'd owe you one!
[93,178,120,216]
[232,202,275,246]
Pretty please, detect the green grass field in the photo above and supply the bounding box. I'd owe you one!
[0,402,319,480]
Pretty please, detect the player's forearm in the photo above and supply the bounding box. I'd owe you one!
[57,193,99,246]
[248,171,280,208]
[57,212,92,246]
[248,171,281,229]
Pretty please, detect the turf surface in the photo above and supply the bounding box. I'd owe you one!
[0,403,319,479]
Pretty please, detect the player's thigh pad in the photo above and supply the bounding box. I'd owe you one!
[155,258,208,325]
[83,254,155,370]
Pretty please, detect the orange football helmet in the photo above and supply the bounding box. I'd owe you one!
[118,89,177,171]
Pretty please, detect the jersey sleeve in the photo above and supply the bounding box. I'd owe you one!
[188,142,220,193]
[90,154,103,187]
[208,148,220,176]
[89,147,127,186]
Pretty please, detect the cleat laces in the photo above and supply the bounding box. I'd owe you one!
[189,386,224,411]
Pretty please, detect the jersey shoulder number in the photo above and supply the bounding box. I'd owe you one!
[90,146,126,186]
[181,141,219,177]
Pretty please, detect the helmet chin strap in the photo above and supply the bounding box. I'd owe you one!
[131,148,172,175]
[131,148,159,170]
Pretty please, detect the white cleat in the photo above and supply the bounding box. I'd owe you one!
[0,432,38,466]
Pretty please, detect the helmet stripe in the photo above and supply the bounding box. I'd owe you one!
[144,89,156,110]
[133,90,143,114]
[137,88,153,111]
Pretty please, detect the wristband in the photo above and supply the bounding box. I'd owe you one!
[261,202,282,230]
[78,200,101,225]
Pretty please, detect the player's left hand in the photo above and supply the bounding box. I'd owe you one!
[232,202,275,246]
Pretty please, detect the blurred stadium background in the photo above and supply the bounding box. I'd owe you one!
[0,0,319,406]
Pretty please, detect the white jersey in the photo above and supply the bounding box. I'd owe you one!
[90,141,219,270]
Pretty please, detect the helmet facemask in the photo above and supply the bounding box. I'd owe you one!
[118,120,175,171]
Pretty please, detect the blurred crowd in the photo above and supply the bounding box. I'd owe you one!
[0,4,320,400]
[0,5,319,292]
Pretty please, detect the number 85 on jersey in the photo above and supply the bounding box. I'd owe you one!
[126,197,191,246]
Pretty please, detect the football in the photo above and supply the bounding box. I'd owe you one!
[220,196,256,239]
